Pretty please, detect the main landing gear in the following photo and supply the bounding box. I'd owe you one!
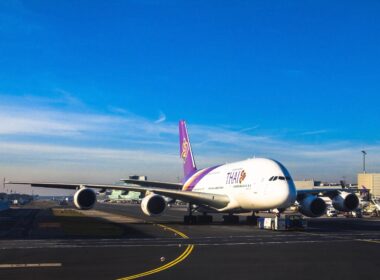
[183,205,259,225]
[222,214,240,224]
[183,203,196,224]
[223,212,259,225]
[183,204,213,224]
[246,212,258,226]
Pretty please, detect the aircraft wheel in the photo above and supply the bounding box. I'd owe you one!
[246,216,258,226]
[196,215,213,224]
[184,215,197,225]
[223,215,239,224]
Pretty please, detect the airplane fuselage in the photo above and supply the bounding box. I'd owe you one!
[182,158,297,212]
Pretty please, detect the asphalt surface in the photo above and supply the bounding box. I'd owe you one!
[0,202,379,280]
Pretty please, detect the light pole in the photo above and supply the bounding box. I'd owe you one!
[361,150,367,174]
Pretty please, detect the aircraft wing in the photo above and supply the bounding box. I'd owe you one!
[297,188,354,199]
[7,182,131,191]
[7,181,230,209]
[120,179,182,190]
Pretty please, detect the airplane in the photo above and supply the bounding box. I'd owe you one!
[8,120,359,224]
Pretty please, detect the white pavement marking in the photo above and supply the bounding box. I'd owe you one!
[356,239,380,244]
[0,263,62,269]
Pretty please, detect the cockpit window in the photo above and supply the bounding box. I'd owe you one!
[270,176,292,182]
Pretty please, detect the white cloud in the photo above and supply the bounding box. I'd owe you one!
[0,142,174,161]
[238,125,260,133]
[0,97,380,184]
[0,106,114,136]
[0,141,182,185]
[300,130,328,136]
[154,111,166,124]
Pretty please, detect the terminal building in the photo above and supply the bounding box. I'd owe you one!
[294,180,343,190]
[294,180,322,190]
[358,173,380,198]
[107,175,147,202]
[295,174,380,199]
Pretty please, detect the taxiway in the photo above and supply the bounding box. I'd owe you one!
[0,202,379,280]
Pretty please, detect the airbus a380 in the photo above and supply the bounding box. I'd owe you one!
[9,120,359,224]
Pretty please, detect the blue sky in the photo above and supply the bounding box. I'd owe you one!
[1,1,380,193]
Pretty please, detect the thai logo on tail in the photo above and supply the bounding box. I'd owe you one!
[181,138,189,162]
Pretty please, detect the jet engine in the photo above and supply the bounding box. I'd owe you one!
[298,195,326,217]
[73,188,97,210]
[141,194,167,217]
[332,192,359,212]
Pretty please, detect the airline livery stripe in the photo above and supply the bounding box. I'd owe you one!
[189,165,220,190]
[182,165,220,191]
[182,169,206,191]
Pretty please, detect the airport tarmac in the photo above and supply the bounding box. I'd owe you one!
[0,202,379,280]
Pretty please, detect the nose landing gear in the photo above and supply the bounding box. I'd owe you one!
[246,212,258,225]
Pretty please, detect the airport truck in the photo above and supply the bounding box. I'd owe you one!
[258,214,307,231]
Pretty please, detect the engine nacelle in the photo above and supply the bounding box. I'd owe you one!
[141,194,167,217]
[73,188,97,210]
[332,192,359,212]
[298,195,326,218]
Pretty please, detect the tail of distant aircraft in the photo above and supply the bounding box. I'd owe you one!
[179,120,197,180]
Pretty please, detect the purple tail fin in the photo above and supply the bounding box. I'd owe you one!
[179,120,197,179]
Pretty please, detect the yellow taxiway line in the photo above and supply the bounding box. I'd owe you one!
[117,224,194,280]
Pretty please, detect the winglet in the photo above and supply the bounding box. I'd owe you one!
[179,120,197,179]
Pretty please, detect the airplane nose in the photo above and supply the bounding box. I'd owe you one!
[276,181,297,209]
[287,181,297,205]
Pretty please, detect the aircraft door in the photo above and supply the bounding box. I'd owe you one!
[255,177,268,196]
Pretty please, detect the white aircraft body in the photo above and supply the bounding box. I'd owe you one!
[178,158,296,212]
[9,120,359,223]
